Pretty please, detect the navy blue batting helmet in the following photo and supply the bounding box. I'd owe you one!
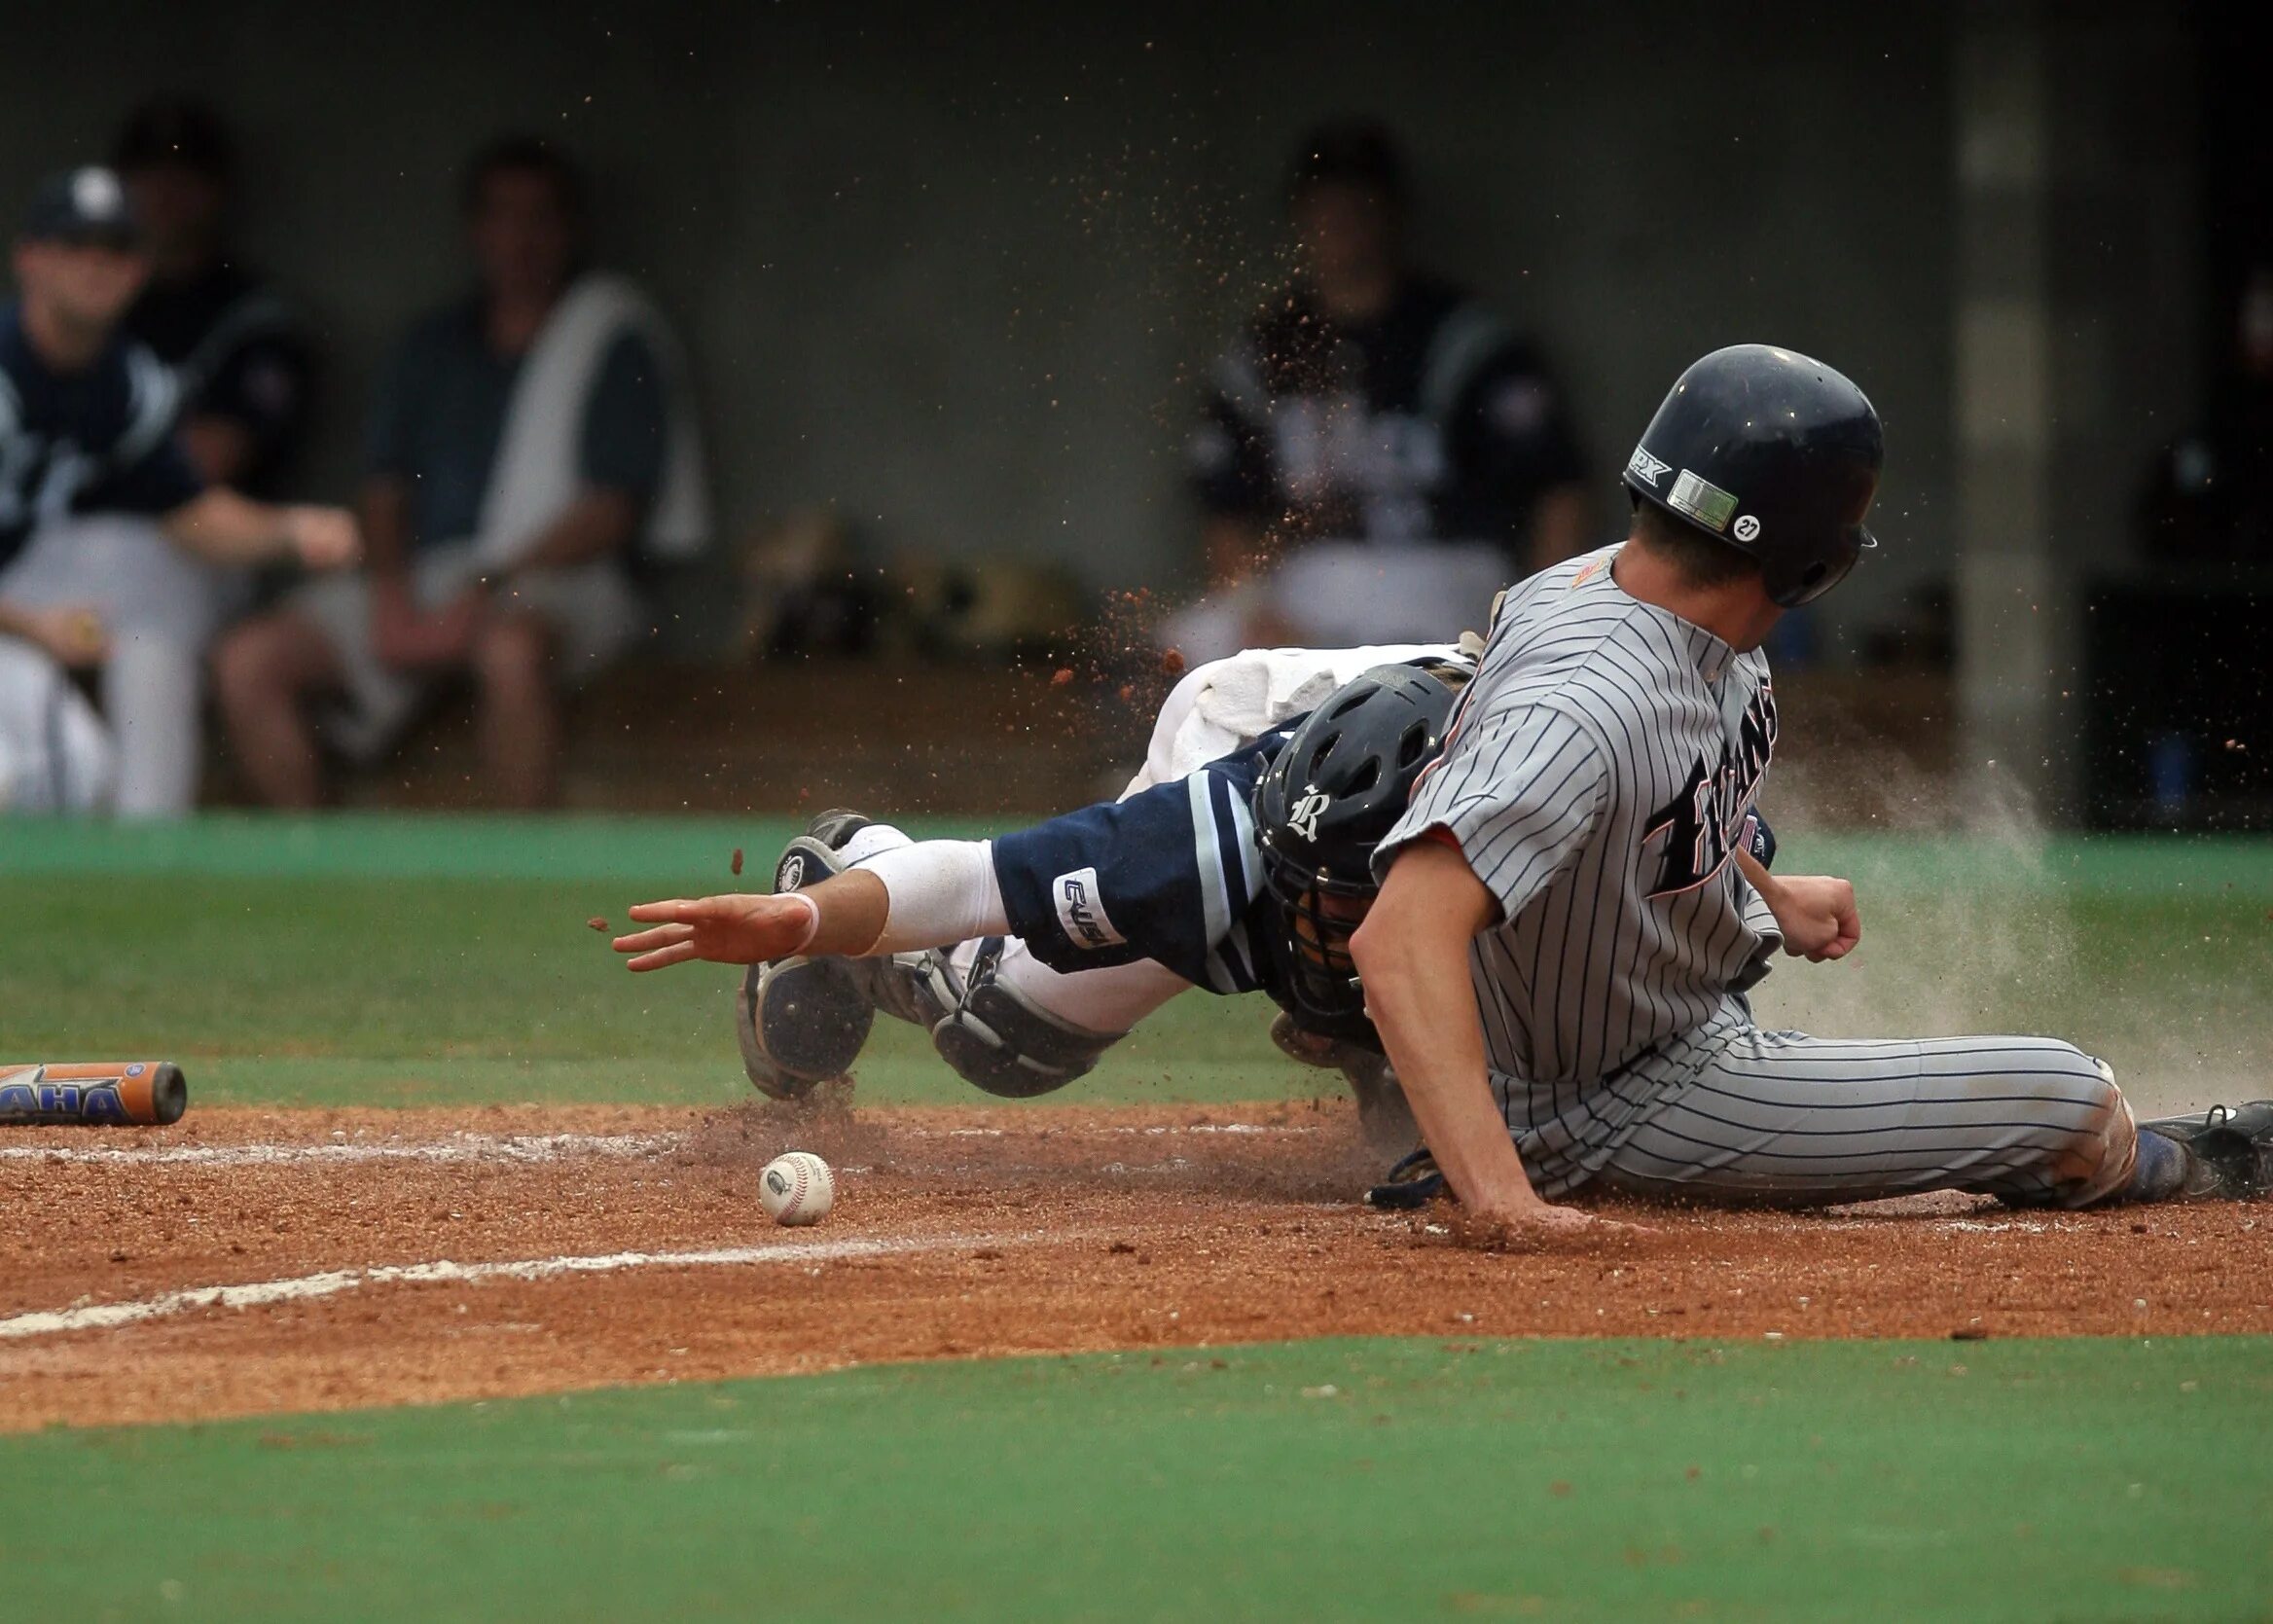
[1621,343,1884,607]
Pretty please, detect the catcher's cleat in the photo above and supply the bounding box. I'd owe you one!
[2137,1101,2273,1200]
[1269,1009,1345,1070]
[1270,1011,1417,1154]
[733,811,882,1100]
[1364,1146,1446,1210]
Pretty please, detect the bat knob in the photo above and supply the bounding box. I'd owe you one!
[148,1063,188,1126]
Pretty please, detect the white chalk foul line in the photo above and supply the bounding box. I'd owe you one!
[3,1121,1314,1170]
[0,1130,686,1170]
[0,1230,1039,1344]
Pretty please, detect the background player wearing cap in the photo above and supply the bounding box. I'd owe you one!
[0,166,356,814]
[1167,119,1591,663]
[1351,343,2273,1235]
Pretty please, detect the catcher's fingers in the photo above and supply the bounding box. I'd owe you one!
[613,921,696,956]
[626,898,720,924]
[625,939,704,972]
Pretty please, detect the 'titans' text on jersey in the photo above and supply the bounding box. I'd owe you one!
[1375,544,1786,1190]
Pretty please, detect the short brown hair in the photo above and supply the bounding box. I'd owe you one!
[1628,499,1761,591]
[461,135,585,221]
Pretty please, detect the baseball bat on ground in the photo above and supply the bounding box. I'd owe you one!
[0,1063,188,1126]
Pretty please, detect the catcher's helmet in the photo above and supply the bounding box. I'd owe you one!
[1252,663,1461,1046]
[1621,343,1883,607]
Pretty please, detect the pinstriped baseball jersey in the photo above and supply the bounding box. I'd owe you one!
[1376,543,1786,1191]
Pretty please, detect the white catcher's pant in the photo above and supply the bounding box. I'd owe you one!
[1162,540,1508,667]
[0,514,235,817]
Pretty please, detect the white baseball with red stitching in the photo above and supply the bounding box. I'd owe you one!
[759,1151,836,1226]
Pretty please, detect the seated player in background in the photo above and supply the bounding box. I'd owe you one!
[0,167,359,816]
[38,100,322,815]
[1166,119,1592,664]
[215,136,708,809]
[114,99,314,500]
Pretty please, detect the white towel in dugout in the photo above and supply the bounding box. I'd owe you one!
[473,271,711,569]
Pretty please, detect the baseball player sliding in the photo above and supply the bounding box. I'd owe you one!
[617,343,2273,1232]
[1348,343,2270,1232]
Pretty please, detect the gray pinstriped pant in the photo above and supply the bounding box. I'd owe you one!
[1577,1027,2135,1209]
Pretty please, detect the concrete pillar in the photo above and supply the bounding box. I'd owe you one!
[1952,5,2067,819]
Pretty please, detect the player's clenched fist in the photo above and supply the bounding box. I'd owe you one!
[1769,874,1860,961]
[1734,848,1859,962]
[613,893,820,971]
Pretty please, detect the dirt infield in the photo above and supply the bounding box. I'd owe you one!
[4,1099,2267,1432]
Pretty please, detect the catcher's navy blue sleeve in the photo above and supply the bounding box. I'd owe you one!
[991,738,1283,994]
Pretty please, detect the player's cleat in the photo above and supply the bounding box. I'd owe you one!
[2136,1101,2273,1200]
[732,811,882,1100]
[1364,1147,1446,1210]
[1270,1012,1417,1153]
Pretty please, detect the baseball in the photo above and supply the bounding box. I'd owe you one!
[759,1150,835,1226]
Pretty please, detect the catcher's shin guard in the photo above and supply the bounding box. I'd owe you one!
[736,956,875,1100]
[929,938,1123,1099]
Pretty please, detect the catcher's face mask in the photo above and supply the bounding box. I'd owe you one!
[1262,858,1378,1034]
[1251,658,1468,1049]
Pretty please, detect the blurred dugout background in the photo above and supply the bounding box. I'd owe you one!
[0,0,2260,828]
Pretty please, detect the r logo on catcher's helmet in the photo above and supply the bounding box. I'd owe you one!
[1285,790,1332,844]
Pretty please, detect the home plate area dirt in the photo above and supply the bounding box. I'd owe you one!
[5,1098,2268,1431]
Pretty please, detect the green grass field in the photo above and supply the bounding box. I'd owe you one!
[4,817,2271,1621]
[5,816,2271,1109]
[5,1337,2268,1623]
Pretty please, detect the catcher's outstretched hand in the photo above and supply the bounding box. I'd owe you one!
[613,893,815,971]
